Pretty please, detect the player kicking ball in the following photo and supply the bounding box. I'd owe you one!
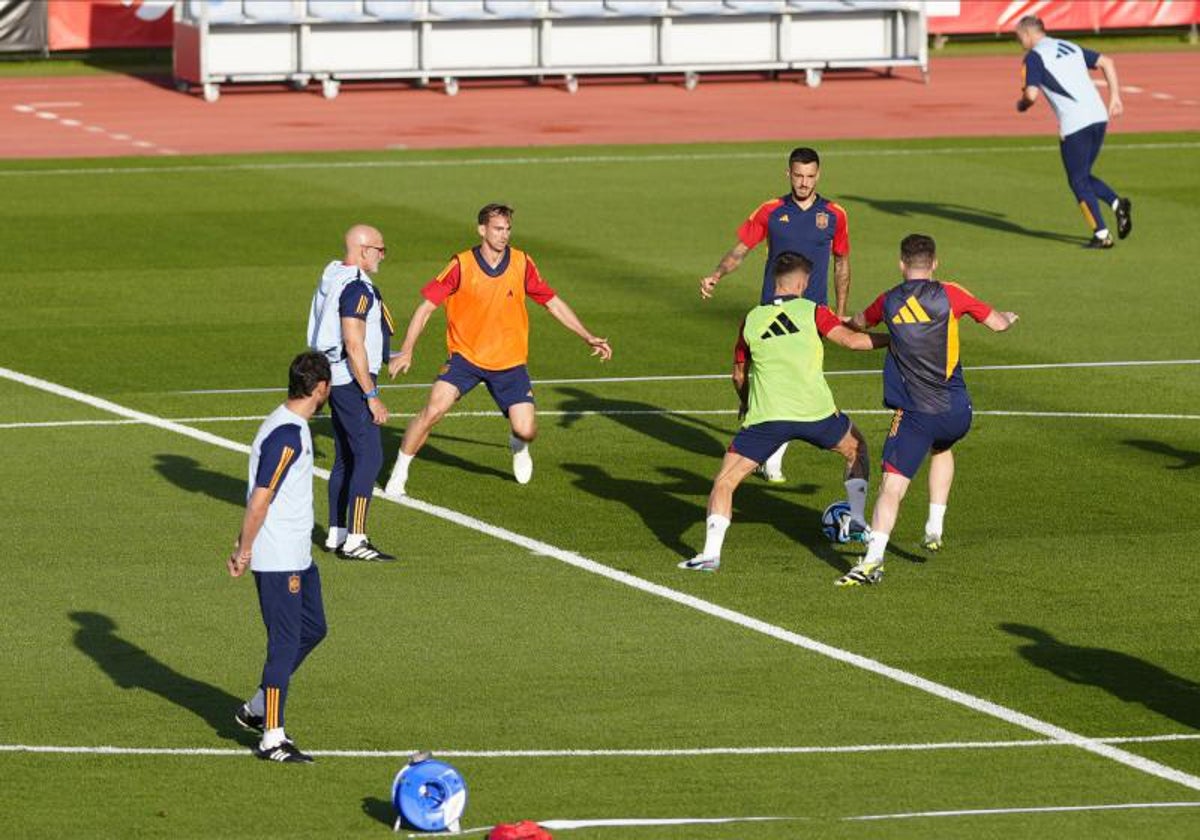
[680,252,887,572]
[836,234,1018,587]
[384,204,611,496]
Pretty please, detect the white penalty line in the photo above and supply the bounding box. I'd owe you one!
[1,141,1198,177]
[3,363,1200,796]
[3,407,1200,431]
[415,803,1200,837]
[169,359,1200,396]
[4,733,1199,760]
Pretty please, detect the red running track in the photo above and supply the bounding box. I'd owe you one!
[1,53,1197,159]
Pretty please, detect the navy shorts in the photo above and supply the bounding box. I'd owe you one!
[729,412,851,464]
[437,353,534,417]
[881,405,973,479]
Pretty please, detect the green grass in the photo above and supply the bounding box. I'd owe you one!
[1,134,1199,838]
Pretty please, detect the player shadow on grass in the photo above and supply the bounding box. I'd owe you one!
[68,611,254,745]
[562,463,854,573]
[555,387,731,458]
[1122,439,1200,470]
[379,426,512,483]
[841,195,1082,245]
[153,453,245,508]
[1001,624,1200,731]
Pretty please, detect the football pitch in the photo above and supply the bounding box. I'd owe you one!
[2,134,1199,838]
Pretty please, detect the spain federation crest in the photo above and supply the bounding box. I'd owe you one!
[815,211,830,230]
[288,574,301,595]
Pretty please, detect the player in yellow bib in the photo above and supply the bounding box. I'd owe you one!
[680,252,888,572]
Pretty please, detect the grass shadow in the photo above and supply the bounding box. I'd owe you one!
[69,611,253,745]
[562,462,849,573]
[153,453,244,508]
[1001,623,1200,731]
[361,796,395,828]
[1122,438,1200,470]
[842,194,1082,245]
[555,387,730,458]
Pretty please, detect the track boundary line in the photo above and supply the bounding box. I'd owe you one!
[1,141,1198,178]
[168,358,1200,396]
[3,362,1200,793]
[3,733,1198,760]
[3,407,1199,431]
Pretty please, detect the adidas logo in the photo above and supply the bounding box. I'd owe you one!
[760,312,801,339]
[891,295,932,324]
[1055,42,1076,58]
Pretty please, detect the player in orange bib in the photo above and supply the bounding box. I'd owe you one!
[383,204,612,495]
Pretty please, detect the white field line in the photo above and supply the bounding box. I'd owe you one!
[3,733,1199,760]
[3,407,1200,431]
[1,141,1198,178]
[422,817,801,837]
[169,358,1200,396]
[3,364,1200,795]
[846,801,1200,822]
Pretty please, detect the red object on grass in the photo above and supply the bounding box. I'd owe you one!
[488,820,554,840]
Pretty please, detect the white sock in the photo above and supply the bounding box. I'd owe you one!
[701,514,731,558]
[248,688,265,717]
[844,478,868,524]
[764,442,788,476]
[925,503,947,538]
[864,530,890,564]
[393,453,417,484]
[344,532,366,549]
[1111,198,1121,211]
[325,527,346,547]
[259,727,286,751]
[509,434,528,454]
[1095,227,1110,239]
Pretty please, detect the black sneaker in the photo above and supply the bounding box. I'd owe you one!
[234,703,263,733]
[255,739,314,764]
[1084,234,1114,250]
[1115,197,1133,239]
[337,539,396,562]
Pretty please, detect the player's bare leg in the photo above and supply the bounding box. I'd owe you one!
[830,422,870,537]
[384,381,459,497]
[507,402,537,485]
[838,470,909,587]
[923,448,954,550]
[680,452,757,571]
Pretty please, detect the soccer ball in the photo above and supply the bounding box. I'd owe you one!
[821,500,853,543]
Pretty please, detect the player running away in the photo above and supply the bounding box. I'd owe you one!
[680,252,887,572]
[836,235,1018,587]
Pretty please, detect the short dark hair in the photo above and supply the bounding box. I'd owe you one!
[899,234,937,268]
[788,147,820,168]
[773,251,813,281]
[1016,15,1044,33]
[478,203,514,225]
[288,351,331,399]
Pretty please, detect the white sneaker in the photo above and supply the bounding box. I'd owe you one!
[757,463,786,484]
[678,554,720,572]
[383,471,407,498]
[323,534,343,553]
[511,444,533,485]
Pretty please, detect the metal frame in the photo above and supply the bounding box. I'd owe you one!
[172,0,927,101]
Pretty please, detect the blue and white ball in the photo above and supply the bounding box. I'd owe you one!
[821,500,853,543]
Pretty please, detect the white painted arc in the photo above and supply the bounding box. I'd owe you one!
[3,732,1199,759]
[846,801,1200,822]
[3,407,1200,431]
[169,358,1200,396]
[2,363,1199,793]
[0,141,1197,178]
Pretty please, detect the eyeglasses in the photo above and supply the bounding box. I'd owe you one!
[364,244,387,256]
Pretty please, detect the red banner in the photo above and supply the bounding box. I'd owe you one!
[928,1,1200,35]
[48,0,173,50]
